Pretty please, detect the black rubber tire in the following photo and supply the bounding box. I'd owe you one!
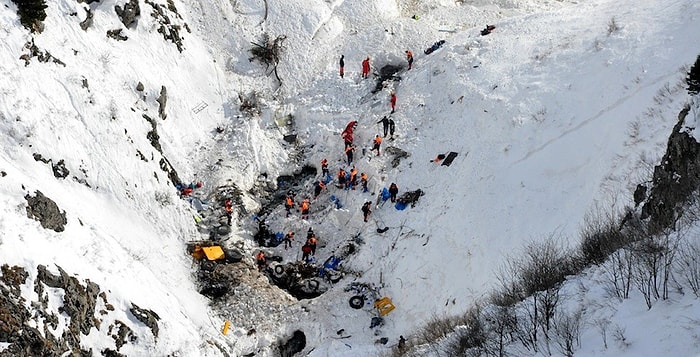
[224,249,244,263]
[306,279,320,292]
[328,272,342,284]
[349,295,364,309]
[201,260,217,272]
[274,265,285,276]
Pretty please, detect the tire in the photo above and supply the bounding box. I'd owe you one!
[201,260,217,272]
[224,249,244,263]
[274,265,285,276]
[328,272,342,284]
[349,295,364,309]
[306,279,320,292]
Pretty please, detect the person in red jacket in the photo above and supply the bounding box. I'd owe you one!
[390,92,397,113]
[362,57,371,79]
[339,55,345,78]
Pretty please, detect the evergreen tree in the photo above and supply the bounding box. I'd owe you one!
[11,0,48,32]
[688,54,700,95]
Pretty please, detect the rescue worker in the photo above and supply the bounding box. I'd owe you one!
[339,55,345,78]
[313,180,326,199]
[282,231,295,250]
[362,57,371,79]
[345,145,355,166]
[349,166,358,190]
[256,251,267,271]
[306,235,318,255]
[224,199,233,225]
[371,135,383,156]
[389,183,399,203]
[360,172,369,192]
[390,92,397,113]
[301,244,312,262]
[377,116,390,137]
[361,201,372,222]
[337,168,347,187]
[284,194,295,217]
[321,158,329,176]
[405,50,413,70]
[300,198,310,219]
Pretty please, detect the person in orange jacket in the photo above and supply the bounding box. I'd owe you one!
[360,172,368,192]
[284,194,295,217]
[256,251,267,271]
[282,231,295,250]
[349,166,358,190]
[306,235,318,255]
[313,181,326,199]
[405,50,413,70]
[390,92,397,113]
[321,158,329,176]
[337,168,347,187]
[362,57,371,79]
[345,145,355,166]
[371,135,383,156]
[300,198,310,219]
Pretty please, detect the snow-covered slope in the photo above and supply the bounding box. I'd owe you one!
[0,0,699,355]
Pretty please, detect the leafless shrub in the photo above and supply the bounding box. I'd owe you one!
[676,238,700,296]
[552,308,583,357]
[602,248,634,299]
[612,324,630,349]
[482,304,518,357]
[444,306,487,356]
[606,17,621,36]
[578,208,630,267]
[154,191,173,206]
[629,232,680,308]
[414,315,460,347]
[596,318,610,349]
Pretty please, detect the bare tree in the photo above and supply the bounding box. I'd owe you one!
[602,248,634,299]
[553,308,583,357]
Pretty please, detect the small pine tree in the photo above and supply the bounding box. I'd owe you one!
[688,54,700,95]
[11,0,48,32]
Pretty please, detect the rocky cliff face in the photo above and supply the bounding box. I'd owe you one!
[640,105,700,233]
[0,264,160,356]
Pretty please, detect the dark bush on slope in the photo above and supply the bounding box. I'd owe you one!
[11,0,48,32]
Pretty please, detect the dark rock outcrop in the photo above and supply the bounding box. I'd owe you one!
[115,0,140,28]
[25,191,67,232]
[640,106,700,233]
[129,304,160,339]
[156,85,167,119]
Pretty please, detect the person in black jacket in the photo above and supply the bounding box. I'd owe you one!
[377,116,389,137]
[389,183,399,203]
[361,201,372,222]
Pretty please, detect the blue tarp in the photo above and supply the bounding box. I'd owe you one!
[381,187,390,201]
[395,201,408,210]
